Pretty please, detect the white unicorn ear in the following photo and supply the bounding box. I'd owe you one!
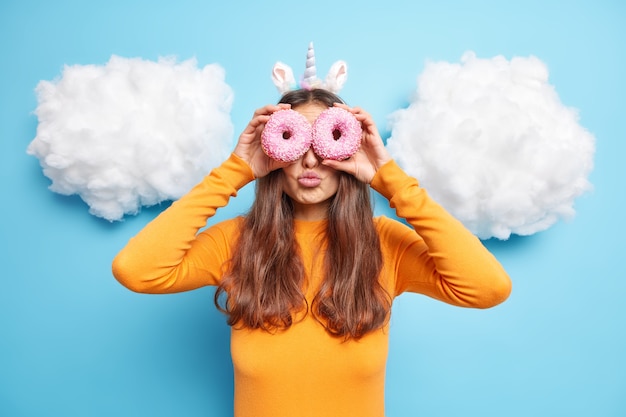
[324,60,348,93]
[271,61,296,94]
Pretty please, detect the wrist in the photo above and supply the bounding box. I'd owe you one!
[370,159,414,198]
[374,155,392,172]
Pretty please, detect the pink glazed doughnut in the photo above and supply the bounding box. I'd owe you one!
[312,107,362,160]
[261,109,313,162]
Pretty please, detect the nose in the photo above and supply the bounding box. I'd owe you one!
[302,148,320,168]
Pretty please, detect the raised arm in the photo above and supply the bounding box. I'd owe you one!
[111,153,254,293]
[112,104,289,293]
[372,161,511,308]
[325,104,511,308]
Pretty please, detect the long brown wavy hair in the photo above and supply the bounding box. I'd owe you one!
[214,89,390,339]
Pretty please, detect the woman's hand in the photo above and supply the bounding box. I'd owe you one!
[233,104,292,178]
[322,104,392,184]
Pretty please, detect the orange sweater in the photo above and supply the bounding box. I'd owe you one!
[112,153,511,417]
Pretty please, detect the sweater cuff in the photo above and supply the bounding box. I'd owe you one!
[370,159,418,200]
[212,153,256,191]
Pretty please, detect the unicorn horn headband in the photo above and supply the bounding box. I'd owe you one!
[271,42,348,94]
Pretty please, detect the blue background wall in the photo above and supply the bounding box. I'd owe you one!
[1,0,624,416]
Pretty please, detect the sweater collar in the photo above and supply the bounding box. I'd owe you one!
[293,218,328,235]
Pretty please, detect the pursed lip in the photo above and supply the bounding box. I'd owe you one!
[297,171,322,187]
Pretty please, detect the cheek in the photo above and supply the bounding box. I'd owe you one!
[280,166,298,186]
[326,172,341,193]
[280,169,299,194]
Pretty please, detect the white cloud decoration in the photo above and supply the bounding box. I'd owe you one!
[387,52,595,240]
[27,55,234,221]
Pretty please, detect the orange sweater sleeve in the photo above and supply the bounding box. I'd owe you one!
[112,153,254,293]
[371,160,512,308]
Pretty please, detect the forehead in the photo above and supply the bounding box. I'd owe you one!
[292,102,329,124]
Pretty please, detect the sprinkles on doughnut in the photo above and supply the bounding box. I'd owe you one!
[312,107,362,160]
[261,109,312,162]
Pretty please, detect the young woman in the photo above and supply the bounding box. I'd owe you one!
[112,88,511,417]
